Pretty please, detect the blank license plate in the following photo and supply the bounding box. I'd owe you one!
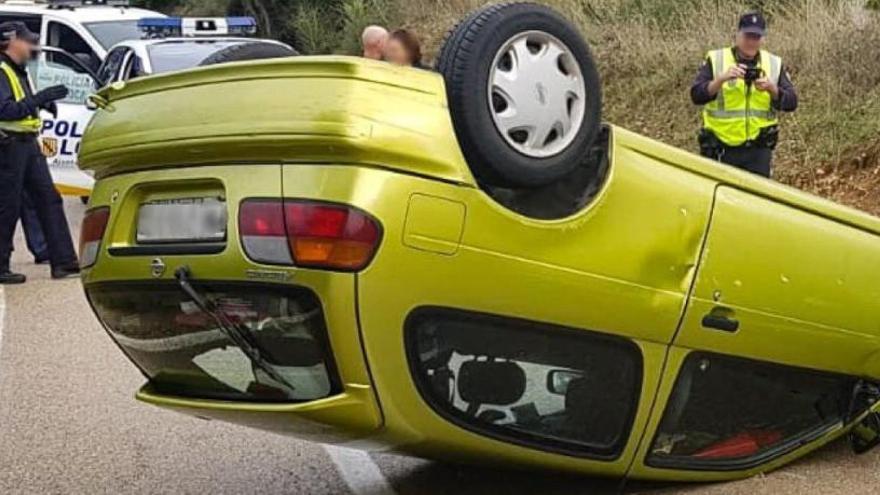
[137,198,227,244]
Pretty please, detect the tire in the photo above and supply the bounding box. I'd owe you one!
[436,3,602,188]
[198,42,299,67]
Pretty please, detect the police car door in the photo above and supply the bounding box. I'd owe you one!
[37,16,102,197]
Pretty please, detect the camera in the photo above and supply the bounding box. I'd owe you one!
[744,66,764,83]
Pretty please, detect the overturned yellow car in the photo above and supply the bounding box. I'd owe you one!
[78,3,880,483]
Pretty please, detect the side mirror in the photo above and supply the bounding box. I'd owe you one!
[850,412,880,455]
[546,369,583,395]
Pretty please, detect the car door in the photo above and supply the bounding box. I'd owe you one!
[29,48,99,197]
[632,185,879,478]
[354,136,721,476]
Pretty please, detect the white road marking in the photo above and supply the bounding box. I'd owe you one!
[324,446,396,495]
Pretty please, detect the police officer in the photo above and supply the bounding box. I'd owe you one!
[691,12,798,177]
[0,21,79,284]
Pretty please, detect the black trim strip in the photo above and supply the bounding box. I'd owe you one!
[108,243,226,256]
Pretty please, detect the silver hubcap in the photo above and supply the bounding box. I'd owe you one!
[489,31,587,158]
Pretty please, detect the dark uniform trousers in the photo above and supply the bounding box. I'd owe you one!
[718,145,773,178]
[0,134,77,270]
[21,192,49,260]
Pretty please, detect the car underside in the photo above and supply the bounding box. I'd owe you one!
[79,4,880,483]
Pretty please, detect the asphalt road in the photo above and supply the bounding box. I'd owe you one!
[1,199,878,495]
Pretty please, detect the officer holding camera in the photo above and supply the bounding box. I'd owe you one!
[0,21,79,284]
[691,12,798,177]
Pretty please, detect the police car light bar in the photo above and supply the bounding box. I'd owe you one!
[138,17,257,38]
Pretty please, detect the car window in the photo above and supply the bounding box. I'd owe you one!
[45,21,100,72]
[406,308,642,458]
[96,46,129,87]
[87,283,341,403]
[29,51,97,106]
[146,40,256,74]
[0,14,41,34]
[83,20,142,50]
[648,352,856,470]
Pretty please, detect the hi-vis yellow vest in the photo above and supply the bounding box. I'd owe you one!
[703,48,782,146]
[0,61,41,133]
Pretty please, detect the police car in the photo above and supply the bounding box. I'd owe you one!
[95,17,294,86]
[0,0,165,197]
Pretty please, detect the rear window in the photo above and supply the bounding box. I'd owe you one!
[87,282,341,403]
[147,40,263,74]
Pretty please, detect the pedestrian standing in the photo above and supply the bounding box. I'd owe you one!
[0,21,79,284]
[690,12,798,177]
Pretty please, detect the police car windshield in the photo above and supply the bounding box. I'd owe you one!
[147,40,253,74]
[84,21,144,49]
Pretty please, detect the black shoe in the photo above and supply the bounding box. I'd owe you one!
[0,271,26,284]
[51,263,80,280]
[34,256,50,265]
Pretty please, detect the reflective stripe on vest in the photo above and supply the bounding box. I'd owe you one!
[703,48,781,146]
[0,61,41,133]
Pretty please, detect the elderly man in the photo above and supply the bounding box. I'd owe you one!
[691,12,798,177]
[361,25,389,60]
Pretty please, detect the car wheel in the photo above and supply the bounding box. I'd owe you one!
[198,42,299,67]
[436,2,602,188]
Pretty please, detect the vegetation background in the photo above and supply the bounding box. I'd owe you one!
[132,0,880,215]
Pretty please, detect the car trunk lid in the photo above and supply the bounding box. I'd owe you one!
[79,56,475,186]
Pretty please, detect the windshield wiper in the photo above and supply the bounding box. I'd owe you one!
[174,266,293,393]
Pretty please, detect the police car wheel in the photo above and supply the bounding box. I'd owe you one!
[198,42,299,67]
[436,2,602,188]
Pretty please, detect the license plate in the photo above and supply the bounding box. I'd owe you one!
[137,197,227,244]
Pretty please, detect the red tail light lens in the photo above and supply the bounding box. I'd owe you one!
[80,207,110,268]
[239,199,381,271]
[285,202,381,270]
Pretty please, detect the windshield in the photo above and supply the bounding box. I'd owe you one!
[84,21,144,49]
[147,40,259,74]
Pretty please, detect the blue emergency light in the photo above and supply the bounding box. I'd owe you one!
[137,17,257,38]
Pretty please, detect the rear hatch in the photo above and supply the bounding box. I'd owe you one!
[79,55,474,186]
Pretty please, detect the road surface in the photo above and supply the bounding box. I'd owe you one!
[0,199,878,494]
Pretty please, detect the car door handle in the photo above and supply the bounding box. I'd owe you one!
[702,308,739,333]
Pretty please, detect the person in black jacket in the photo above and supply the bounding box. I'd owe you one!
[0,21,78,284]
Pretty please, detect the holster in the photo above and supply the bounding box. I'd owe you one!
[757,126,780,150]
[698,129,723,159]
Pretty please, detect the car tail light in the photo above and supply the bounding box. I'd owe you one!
[239,199,381,270]
[80,207,110,268]
[239,201,293,265]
